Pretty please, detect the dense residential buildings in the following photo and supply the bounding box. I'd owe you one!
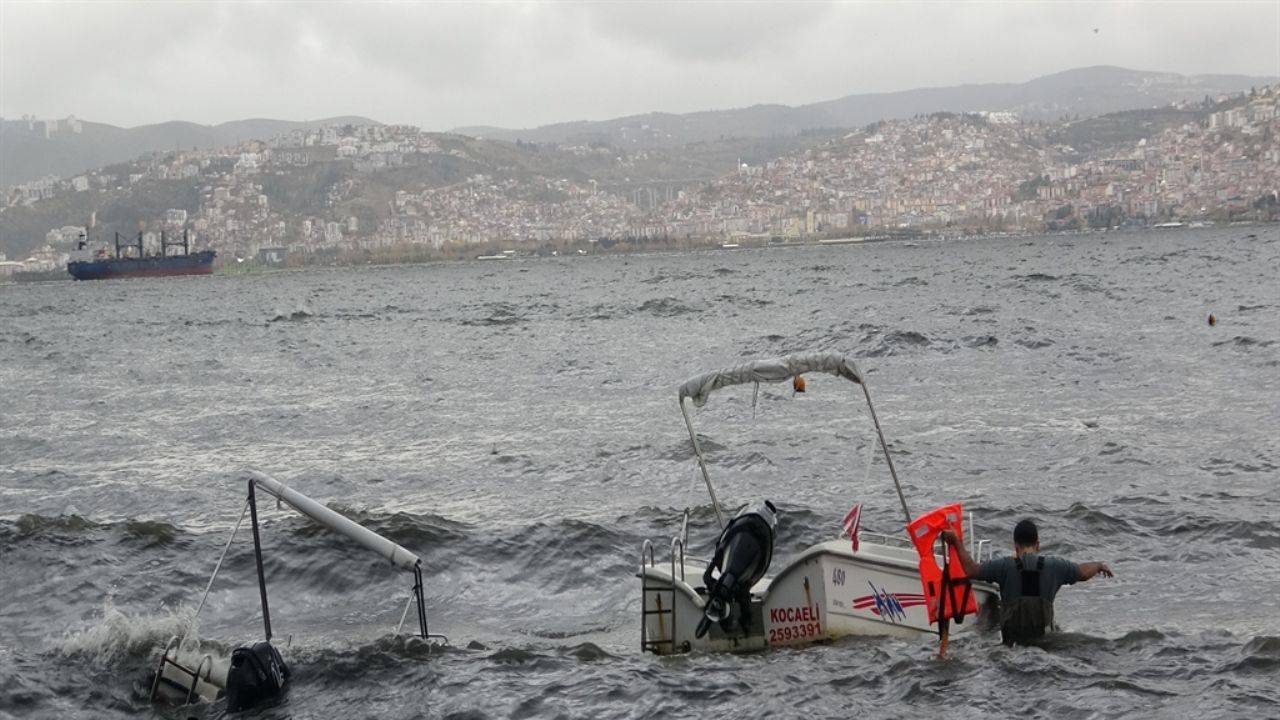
[3,88,1276,268]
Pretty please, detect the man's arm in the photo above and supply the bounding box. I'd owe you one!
[1076,561,1114,581]
[939,529,982,578]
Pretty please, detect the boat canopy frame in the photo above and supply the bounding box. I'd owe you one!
[676,351,911,529]
[191,470,446,645]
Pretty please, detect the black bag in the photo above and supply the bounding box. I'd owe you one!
[224,641,290,712]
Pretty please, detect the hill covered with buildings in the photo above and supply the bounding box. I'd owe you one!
[1,86,1276,272]
[0,115,379,188]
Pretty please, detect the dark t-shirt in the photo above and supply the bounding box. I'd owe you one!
[975,552,1080,603]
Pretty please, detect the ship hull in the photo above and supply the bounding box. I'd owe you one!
[67,251,216,280]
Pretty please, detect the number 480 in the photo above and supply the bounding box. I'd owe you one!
[832,568,846,586]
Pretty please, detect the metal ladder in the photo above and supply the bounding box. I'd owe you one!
[640,523,687,654]
[149,636,217,705]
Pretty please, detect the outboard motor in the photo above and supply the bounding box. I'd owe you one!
[696,500,778,638]
[224,641,289,712]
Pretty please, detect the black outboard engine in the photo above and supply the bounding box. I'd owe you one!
[696,500,778,639]
[224,641,289,712]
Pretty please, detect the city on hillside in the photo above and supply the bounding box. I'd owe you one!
[1,86,1277,277]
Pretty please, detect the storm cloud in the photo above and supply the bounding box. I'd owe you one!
[1,1,1276,130]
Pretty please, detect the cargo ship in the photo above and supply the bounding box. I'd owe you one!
[67,230,215,281]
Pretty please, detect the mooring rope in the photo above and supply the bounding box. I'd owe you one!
[192,498,251,621]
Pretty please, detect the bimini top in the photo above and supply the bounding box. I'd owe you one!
[245,469,421,571]
[678,352,864,407]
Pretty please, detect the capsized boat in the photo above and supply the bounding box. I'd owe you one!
[150,470,447,709]
[638,352,998,654]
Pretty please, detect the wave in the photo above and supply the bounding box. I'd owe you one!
[858,329,930,357]
[268,308,314,323]
[0,329,51,348]
[571,303,622,321]
[855,328,999,357]
[458,302,526,327]
[637,297,702,317]
[639,269,705,285]
[3,514,193,549]
[1212,335,1275,350]
[52,601,200,665]
[1015,337,1055,349]
[121,520,181,547]
[10,512,101,538]
[714,293,772,308]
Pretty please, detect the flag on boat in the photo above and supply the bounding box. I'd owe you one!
[843,503,862,552]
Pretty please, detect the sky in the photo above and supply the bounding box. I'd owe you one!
[1,1,1277,131]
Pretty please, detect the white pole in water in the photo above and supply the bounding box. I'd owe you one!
[859,382,912,526]
[243,469,422,571]
[680,398,726,530]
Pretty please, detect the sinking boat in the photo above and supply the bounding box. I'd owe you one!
[639,352,998,654]
[150,470,446,709]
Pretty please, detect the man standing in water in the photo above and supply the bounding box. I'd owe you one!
[941,519,1114,645]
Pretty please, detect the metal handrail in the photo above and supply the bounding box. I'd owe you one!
[188,655,213,704]
[857,530,914,548]
[680,508,690,555]
[148,636,182,702]
[639,540,653,651]
[669,538,681,647]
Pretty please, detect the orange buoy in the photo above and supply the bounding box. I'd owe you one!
[793,375,806,393]
[1208,313,1217,326]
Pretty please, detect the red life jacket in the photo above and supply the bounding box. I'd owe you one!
[907,503,977,625]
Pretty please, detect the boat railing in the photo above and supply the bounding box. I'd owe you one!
[679,507,690,558]
[975,539,990,564]
[638,535,685,583]
[148,635,219,704]
[858,530,914,549]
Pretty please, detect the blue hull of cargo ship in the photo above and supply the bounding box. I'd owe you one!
[67,251,216,280]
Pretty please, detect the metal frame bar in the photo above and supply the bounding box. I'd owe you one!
[859,382,911,526]
[245,472,449,648]
[677,362,912,533]
[413,565,429,638]
[247,480,273,641]
[639,540,653,652]
[679,398,725,529]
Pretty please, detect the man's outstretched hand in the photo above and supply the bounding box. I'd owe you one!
[1080,561,1115,580]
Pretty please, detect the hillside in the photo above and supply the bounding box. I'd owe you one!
[455,66,1275,147]
[0,116,379,187]
[2,87,1275,264]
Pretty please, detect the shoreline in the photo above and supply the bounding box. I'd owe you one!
[2,220,1273,285]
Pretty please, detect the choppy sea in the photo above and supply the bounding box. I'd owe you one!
[2,226,1278,719]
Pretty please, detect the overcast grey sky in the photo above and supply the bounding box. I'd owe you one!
[2,1,1277,130]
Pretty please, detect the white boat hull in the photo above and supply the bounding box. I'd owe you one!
[640,538,997,654]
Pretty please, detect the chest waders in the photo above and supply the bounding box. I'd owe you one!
[1001,556,1054,646]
